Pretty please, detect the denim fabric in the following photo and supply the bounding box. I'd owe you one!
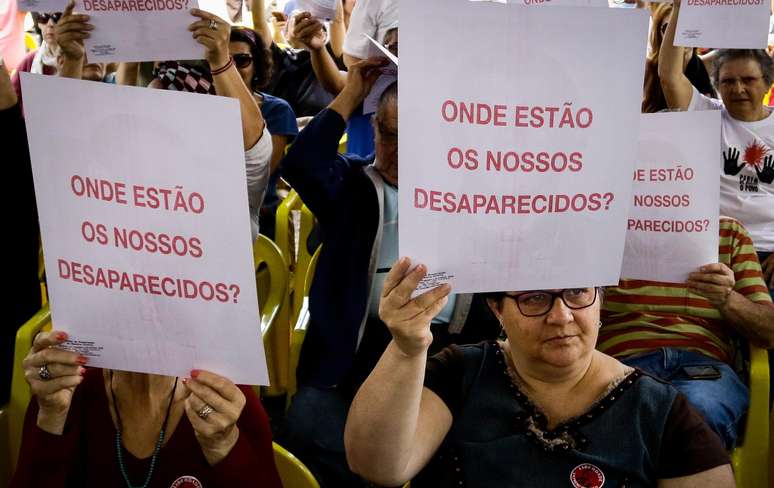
[622,348,749,449]
[282,386,367,488]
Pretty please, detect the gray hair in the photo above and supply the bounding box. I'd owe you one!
[376,81,398,121]
[712,49,774,88]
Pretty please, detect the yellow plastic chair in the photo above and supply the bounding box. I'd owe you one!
[273,442,320,488]
[24,32,38,52]
[6,305,52,476]
[286,246,320,410]
[338,133,348,154]
[731,343,770,488]
[274,190,302,267]
[291,204,319,328]
[254,235,290,396]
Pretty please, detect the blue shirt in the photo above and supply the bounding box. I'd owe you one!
[259,91,298,209]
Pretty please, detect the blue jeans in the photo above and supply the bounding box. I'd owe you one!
[282,386,367,487]
[622,348,749,449]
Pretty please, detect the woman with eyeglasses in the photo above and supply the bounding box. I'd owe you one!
[344,258,734,487]
[229,26,298,239]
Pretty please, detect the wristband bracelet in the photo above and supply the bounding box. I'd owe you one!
[211,56,234,76]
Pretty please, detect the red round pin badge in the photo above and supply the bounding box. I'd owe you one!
[170,475,203,488]
[570,463,605,488]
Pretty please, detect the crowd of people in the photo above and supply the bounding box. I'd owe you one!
[3,0,774,486]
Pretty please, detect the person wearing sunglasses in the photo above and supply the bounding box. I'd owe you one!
[10,11,61,107]
[229,26,298,239]
[344,259,734,487]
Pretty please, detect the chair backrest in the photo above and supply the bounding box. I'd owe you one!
[274,190,301,268]
[254,234,290,396]
[7,305,52,476]
[254,235,289,336]
[273,442,320,488]
[291,204,319,327]
[731,342,770,488]
[286,246,321,410]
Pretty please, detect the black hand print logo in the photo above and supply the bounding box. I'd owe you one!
[723,147,744,176]
[756,155,774,184]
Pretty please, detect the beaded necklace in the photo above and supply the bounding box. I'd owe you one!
[109,371,178,488]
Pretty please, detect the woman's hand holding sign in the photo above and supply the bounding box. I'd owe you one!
[188,9,231,71]
[379,258,452,358]
[183,369,246,466]
[22,330,86,435]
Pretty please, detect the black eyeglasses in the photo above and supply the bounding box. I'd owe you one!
[503,288,598,317]
[233,53,253,69]
[38,12,62,24]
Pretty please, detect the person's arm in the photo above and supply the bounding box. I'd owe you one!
[687,263,774,348]
[657,0,693,110]
[54,1,92,80]
[329,0,346,59]
[281,57,382,221]
[251,0,273,49]
[293,12,346,94]
[345,259,454,486]
[116,62,139,86]
[10,372,87,487]
[269,134,288,173]
[656,394,734,487]
[658,466,735,487]
[189,9,265,150]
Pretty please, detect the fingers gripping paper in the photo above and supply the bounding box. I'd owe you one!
[21,73,268,385]
[400,0,648,294]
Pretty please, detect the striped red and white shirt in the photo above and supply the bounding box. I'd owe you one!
[599,218,773,364]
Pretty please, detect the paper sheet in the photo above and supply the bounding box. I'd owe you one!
[621,111,721,282]
[21,73,268,385]
[401,0,649,293]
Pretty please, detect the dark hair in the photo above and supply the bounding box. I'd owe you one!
[712,49,774,88]
[229,27,273,91]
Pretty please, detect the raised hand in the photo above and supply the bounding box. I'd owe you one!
[183,370,246,466]
[22,330,87,434]
[723,147,744,176]
[292,12,326,52]
[379,258,452,358]
[189,9,231,71]
[755,154,774,184]
[54,0,93,61]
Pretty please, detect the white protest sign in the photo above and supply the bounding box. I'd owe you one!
[401,0,648,294]
[75,0,203,63]
[18,0,67,11]
[676,0,769,49]
[197,0,229,21]
[21,73,268,385]
[621,112,720,283]
[296,0,336,20]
